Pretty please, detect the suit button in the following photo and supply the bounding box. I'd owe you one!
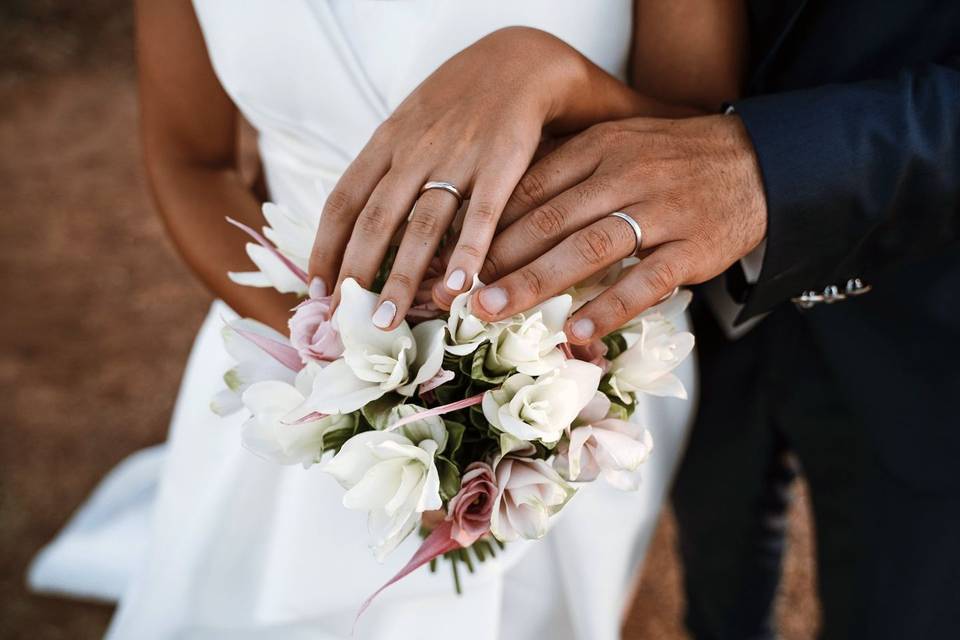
[823,285,844,303]
[845,278,871,296]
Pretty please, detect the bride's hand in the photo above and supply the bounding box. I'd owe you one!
[307,27,682,329]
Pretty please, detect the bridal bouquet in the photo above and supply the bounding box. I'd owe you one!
[212,202,694,609]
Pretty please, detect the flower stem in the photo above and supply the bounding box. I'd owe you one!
[450,555,462,595]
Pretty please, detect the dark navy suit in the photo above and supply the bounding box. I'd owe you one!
[671,2,960,638]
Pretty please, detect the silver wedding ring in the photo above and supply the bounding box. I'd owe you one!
[420,181,464,207]
[608,211,643,257]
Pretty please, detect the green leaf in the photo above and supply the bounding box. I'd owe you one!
[322,415,363,454]
[436,456,461,501]
[443,420,466,458]
[469,343,510,385]
[601,332,628,360]
[434,379,468,405]
[605,400,630,422]
[223,368,243,391]
[361,393,403,430]
[468,404,489,431]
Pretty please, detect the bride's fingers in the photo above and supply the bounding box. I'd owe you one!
[334,170,424,300]
[497,132,600,230]
[472,213,642,322]
[374,188,461,329]
[565,242,693,344]
[434,154,530,308]
[481,177,625,283]
[308,148,389,289]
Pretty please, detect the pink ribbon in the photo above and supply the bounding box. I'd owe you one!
[355,521,461,628]
[386,393,484,431]
[232,325,304,372]
[226,216,309,284]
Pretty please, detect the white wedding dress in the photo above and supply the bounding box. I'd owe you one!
[28,2,697,638]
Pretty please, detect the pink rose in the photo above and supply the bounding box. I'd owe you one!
[446,462,497,546]
[288,278,343,364]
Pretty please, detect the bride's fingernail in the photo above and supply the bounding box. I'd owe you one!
[477,287,508,314]
[571,318,595,341]
[372,301,397,329]
[308,277,327,299]
[445,269,466,291]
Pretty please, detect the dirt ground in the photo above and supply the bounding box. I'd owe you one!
[0,3,818,639]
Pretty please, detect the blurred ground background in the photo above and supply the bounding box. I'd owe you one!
[0,2,818,638]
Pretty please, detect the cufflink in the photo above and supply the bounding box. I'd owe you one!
[792,278,871,309]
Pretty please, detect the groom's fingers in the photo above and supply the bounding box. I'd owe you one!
[308,146,389,290]
[481,177,624,282]
[497,130,600,229]
[565,241,694,344]
[472,213,642,322]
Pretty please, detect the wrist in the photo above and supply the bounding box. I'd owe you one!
[724,114,769,252]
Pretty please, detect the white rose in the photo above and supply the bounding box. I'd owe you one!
[620,288,692,347]
[489,456,574,542]
[608,316,695,401]
[482,360,602,446]
[323,430,442,560]
[240,377,356,468]
[484,295,572,376]
[289,279,445,417]
[553,392,653,490]
[445,276,503,356]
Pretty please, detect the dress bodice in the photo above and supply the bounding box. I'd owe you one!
[191,0,633,217]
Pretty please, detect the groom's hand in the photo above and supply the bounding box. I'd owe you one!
[471,115,768,343]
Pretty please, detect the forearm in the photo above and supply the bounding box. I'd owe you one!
[547,55,702,133]
[734,61,960,319]
[146,158,295,332]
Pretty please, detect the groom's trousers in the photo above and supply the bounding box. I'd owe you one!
[671,302,960,640]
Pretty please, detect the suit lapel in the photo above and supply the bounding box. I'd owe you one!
[747,0,810,92]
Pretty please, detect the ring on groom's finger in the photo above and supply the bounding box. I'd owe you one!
[420,181,464,207]
[608,211,643,257]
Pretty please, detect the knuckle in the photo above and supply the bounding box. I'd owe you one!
[604,290,635,321]
[408,209,441,238]
[590,120,622,144]
[468,199,499,225]
[644,259,680,293]
[387,271,416,292]
[518,267,546,299]
[456,242,485,260]
[514,172,548,208]
[527,203,566,240]
[322,189,354,223]
[572,227,614,266]
[356,204,391,234]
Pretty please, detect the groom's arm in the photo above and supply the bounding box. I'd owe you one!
[732,58,960,321]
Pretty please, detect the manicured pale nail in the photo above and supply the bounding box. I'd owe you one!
[477,287,508,314]
[445,269,466,291]
[372,300,397,329]
[308,277,327,299]
[571,318,595,341]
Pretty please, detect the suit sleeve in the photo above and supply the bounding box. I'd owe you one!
[731,59,960,322]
